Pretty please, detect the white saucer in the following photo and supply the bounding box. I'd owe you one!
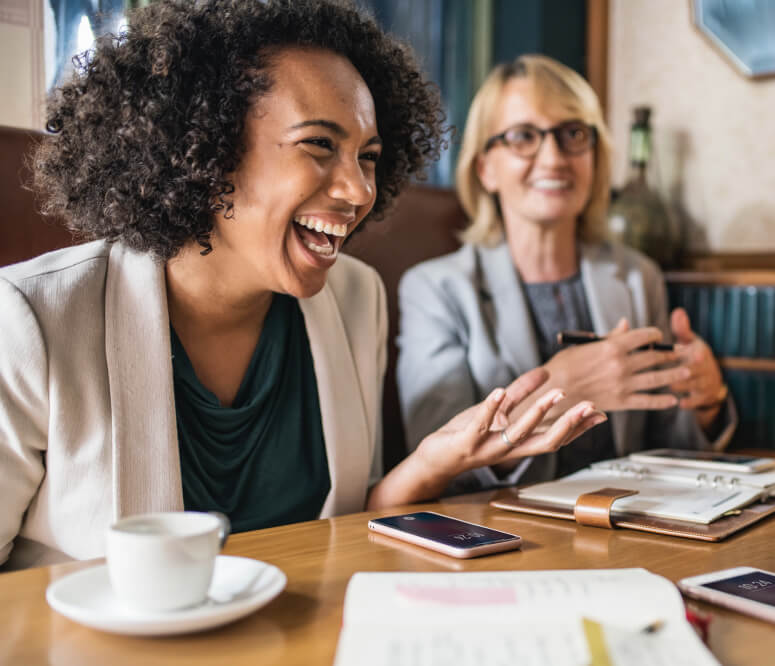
[46,555,286,636]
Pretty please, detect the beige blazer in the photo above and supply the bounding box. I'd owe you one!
[397,241,736,492]
[0,241,385,570]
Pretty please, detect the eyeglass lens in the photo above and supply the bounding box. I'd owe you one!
[498,121,595,157]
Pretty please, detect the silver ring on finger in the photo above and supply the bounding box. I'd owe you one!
[501,428,514,447]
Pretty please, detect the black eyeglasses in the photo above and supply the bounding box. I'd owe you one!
[483,120,597,157]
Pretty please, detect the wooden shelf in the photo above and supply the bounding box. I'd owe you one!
[665,270,775,286]
[719,357,775,373]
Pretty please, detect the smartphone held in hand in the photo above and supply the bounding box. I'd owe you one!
[679,567,775,623]
[367,511,522,559]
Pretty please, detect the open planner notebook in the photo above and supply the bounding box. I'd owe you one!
[333,569,717,666]
[491,452,775,541]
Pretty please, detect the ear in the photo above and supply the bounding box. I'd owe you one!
[476,153,499,194]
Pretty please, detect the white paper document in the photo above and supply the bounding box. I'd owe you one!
[517,460,767,524]
[333,569,718,666]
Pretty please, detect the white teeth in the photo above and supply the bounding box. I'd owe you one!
[293,216,348,237]
[533,179,570,190]
[301,238,337,257]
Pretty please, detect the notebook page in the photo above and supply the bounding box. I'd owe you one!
[518,468,763,523]
[334,570,718,666]
[340,569,681,627]
[593,458,775,492]
[334,621,717,666]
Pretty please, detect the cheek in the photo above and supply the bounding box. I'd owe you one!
[488,156,530,193]
[576,155,595,192]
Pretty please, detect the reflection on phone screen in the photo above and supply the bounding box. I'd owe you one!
[702,572,775,606]
[373,512,518,548]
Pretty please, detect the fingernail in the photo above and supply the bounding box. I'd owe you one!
[592,413,608,424]
[491,388,505,402]
[551,390,566,405]
[582,404,595,418]
[681,367,691,379]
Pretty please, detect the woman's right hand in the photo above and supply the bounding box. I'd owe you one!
[543,318,690,412]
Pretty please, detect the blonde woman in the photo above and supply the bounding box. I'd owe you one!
[396,55,735,493]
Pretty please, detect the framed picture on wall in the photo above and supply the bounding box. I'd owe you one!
[692,0,775,79]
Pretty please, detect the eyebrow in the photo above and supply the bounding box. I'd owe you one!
[288,119,382,147]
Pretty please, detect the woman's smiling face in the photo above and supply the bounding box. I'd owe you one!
[476,77,594,237]
[214,47,381,298]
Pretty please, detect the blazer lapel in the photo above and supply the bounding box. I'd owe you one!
[477,243,542,376]
[580,242,635,456]
[105,243,182,518]
[580,243,635,336]
[300,285,370,517]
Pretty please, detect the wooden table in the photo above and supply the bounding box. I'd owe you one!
[2,491,775,665]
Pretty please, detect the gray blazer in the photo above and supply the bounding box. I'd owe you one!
[396,241,735,492]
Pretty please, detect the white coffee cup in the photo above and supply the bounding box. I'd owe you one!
[106,511,230,613]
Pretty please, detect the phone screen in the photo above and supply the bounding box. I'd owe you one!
[701,571,775,606]
[370,512,518,549]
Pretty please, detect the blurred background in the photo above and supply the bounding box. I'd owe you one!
[1,0,774,452]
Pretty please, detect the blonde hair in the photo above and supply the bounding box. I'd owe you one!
[456,54,612,246]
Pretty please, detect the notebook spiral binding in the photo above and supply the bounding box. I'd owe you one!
[596,462,747,491]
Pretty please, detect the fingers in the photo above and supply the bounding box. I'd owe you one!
[613,326,666,352]
[543,402,606,449]
[502,389,565,446]
[670,307,695,344]
[668,339,723,410]
[628,365,690,392]
[626,348,680,373]
[504,366,549,407]
[469,387,507,437]
[608,317,630,336]
[508,401,606,458]
[620,392,678,410]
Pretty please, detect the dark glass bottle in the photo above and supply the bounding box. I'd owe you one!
[607,107,679,267]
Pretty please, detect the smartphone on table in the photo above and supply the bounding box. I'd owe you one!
[629,448,775,474]
[678,567,775,623]
[367,511,522,559]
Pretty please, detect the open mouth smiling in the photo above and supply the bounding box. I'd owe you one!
[293,215,349,258]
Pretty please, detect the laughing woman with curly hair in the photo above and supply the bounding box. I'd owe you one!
[0,0,604,570]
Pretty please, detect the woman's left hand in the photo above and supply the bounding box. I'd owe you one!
[669,308,726,429]
[414,367,607,483]
[367,367,606,509]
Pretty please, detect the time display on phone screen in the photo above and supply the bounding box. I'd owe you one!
[373,512,517,548]
[702,572,775,606]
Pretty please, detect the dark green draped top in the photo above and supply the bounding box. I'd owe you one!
[170,294,330,533]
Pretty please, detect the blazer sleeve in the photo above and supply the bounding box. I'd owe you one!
[0,279,50,566]
[396,265,478,452]
[642,262,737,452]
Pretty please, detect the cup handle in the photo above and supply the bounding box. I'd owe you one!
[209,511,231,549]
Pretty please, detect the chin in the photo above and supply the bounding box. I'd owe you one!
[286,274,329,300]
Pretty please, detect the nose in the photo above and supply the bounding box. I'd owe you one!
[327,158,374,208]
[534,131,566,165]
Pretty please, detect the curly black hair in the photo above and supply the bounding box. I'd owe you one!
[34,0,446,260]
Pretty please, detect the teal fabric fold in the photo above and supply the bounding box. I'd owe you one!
[171,294,330,533]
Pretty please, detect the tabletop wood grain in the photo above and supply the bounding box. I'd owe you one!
[2,491,774,665]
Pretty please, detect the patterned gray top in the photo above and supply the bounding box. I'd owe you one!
[523,274,616,477]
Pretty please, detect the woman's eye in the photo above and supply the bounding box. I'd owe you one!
[302,137,334,152]
[507,129,537,145]
[359,151,380,164]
